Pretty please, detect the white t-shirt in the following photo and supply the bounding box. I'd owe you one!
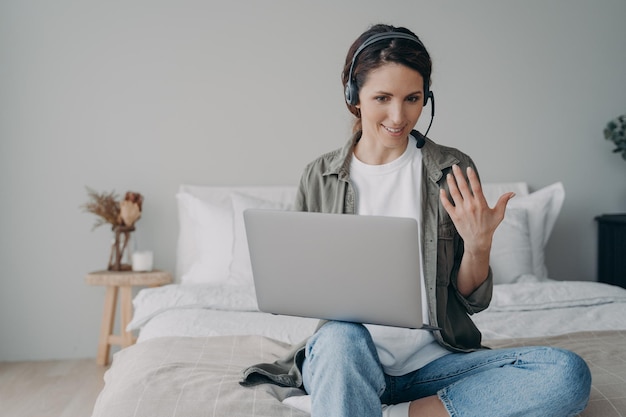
[350,135,450,376]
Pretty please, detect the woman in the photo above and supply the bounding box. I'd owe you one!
[242,24,591,417]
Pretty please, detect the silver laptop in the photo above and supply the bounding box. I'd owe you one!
[244,209,435,329]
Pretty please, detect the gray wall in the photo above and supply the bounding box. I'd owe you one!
[1,0,625,361]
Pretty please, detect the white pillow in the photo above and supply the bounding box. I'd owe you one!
[506,182,565,279]
[229,192,293,287]
[176,192,233,285]
[175,185,297,286]
[490,207,534,284]
[175,182,561,287]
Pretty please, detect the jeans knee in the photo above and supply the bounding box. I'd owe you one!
[304,321,385,395]
[560,349,591,396]
[546,348,591,410]
[307,321,371,353]
[305,321,380,370]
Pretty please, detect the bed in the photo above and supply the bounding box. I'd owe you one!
[90,183,626,417]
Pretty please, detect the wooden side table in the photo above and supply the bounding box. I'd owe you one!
[85,269,173,365]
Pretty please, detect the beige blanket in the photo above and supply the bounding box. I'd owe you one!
[91,331,626,417]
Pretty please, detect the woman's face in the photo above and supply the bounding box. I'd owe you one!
[357,63,425,155]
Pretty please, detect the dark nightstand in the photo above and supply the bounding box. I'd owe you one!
[596,214,626,289]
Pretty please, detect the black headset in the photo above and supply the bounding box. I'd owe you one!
[344,31,435,143]
[344,32,432,106]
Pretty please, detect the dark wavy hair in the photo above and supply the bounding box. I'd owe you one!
[341,24,432,133]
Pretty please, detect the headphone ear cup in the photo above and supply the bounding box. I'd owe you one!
[424,89,432,106]
[345,81,358,106]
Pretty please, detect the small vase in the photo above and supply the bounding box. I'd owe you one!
[108,225,135,271]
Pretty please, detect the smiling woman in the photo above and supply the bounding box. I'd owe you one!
[240,23,592,417]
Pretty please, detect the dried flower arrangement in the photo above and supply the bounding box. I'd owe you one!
[82,188,144,271]
[604,114,626,161]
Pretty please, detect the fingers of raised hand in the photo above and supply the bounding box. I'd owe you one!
[494,192,516,220]
[445,166,464,205]
[445,165,485,208]
[466,166,484,199]
[455,164,472,197]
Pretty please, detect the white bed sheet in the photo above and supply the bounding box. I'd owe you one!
[136,309,318,344]
[472,278,626,339]
[130,279,626,344]
[128,283,318,344]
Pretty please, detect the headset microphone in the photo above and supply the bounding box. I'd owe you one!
[410,91,435,149]
[421,91,435,141]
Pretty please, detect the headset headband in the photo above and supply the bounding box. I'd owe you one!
[351,32,425,66]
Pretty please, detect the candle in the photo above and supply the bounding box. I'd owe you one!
[132,251,153,272]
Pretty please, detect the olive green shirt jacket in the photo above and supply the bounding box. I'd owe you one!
[241,131,493,388]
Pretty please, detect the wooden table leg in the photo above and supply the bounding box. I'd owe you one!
[97,286,118,366]
[120,285,134,347]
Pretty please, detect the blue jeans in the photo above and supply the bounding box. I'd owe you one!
[302,321,591,417]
